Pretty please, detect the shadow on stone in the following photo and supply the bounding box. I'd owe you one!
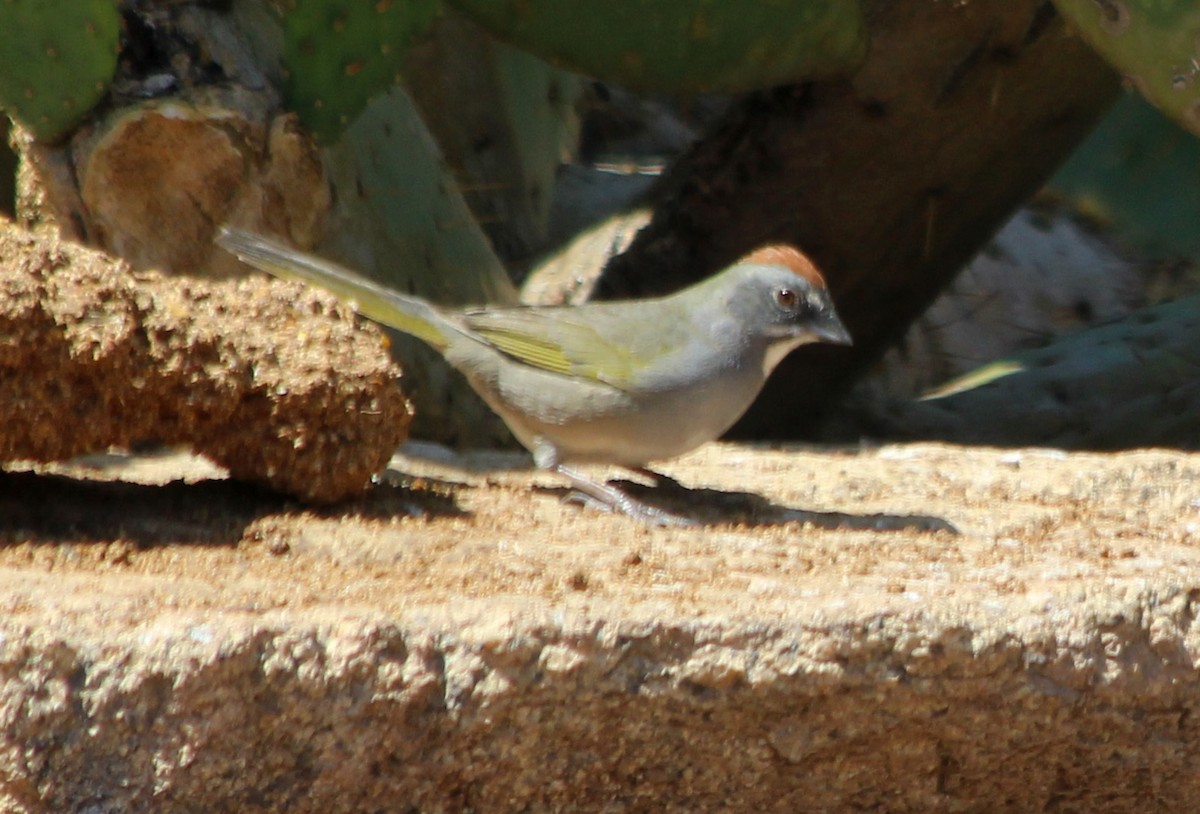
[0,469,278,547]
[0,468,469,547]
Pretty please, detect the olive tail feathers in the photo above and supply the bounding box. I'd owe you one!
[217,228,453,352]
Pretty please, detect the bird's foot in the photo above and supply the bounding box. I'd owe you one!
[555,465,697,527]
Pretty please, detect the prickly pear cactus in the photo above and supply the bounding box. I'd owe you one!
[271,0,440,142]
[444,0,865,93]
[405,11,580,262]
[1049,94,1200,261]
[320,87,518,446]
[0,0,121,141]
[1053,0,1200,135]
[875,294,1200,449]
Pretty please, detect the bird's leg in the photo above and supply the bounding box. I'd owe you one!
[553,465,696,527]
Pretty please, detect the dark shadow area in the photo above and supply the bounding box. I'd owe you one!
[0,470,280,547]
[326,471,469,522]
[0,469,468,547]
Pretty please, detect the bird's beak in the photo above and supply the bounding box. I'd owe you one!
[813,311,853,346]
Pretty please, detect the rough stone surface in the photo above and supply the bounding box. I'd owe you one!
[1,442,1198,812]
[0,221,411,502]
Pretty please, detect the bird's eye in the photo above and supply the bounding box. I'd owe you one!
[774,287,798,309]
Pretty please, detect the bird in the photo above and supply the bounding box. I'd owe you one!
[218,228,852,524]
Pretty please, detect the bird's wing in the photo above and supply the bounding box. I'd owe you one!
[462,306,669,388]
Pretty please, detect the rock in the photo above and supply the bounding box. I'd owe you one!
[1,442,1198,811]
[0,220,410,502]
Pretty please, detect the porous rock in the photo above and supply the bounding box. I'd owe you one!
[0,221,410,501]
[1,567,1197,812]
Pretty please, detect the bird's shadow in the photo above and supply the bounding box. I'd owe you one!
[543,473,958,534]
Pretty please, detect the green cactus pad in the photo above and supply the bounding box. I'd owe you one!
[1049,93,1200,261]
[275,0,440,142]
[444,0,865,93]
[0,0,120,142]
[1053,0,1200,135]
[881,293,1200,450]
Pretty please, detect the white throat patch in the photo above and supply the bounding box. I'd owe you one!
[762,336,807,376]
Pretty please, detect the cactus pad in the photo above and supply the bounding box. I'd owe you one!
[444,0,865,93]
[1053,0,1200,135]
[0,0,120,141]
[275,0,440,142]
[1049,94,1200,260]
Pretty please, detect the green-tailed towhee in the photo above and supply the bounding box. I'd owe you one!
[218,228,851,523]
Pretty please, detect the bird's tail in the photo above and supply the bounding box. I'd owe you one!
[218,228,455,352]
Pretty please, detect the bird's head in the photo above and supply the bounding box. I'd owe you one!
[725,245,852,349]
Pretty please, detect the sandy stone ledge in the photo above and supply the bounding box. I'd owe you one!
[0,443,1198,812]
